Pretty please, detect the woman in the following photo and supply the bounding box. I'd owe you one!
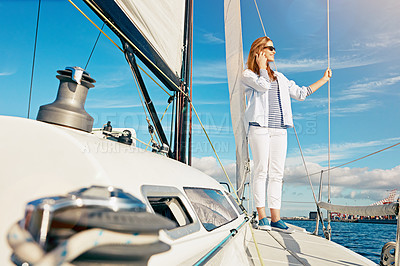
[242,36,332,233]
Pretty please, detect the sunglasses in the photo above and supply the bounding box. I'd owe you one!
[263,46,276,52]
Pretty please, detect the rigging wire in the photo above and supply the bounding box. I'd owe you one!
[130,64,162,148]
[309,141,400,178]
[169,93,176,153]
[27,0,41,119]
[293,127,319,205]
[145,102,172,151]
[68,0,122,52]
[326,0,332,239]
[326,0,331,199]
[85,23,105,70]
[68,0,171,97]
[78,0,179,93]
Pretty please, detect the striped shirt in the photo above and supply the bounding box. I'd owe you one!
[250,80,313,128]
[268,80,286,128]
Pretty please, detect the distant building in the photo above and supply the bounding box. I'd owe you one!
[309,211,317,220]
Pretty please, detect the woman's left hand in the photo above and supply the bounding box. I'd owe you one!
[323,68,332,81]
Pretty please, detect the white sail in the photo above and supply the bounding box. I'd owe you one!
[224,0,249,199]
[116,0,185,77]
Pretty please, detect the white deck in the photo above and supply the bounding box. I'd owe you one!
[247,225,376,266]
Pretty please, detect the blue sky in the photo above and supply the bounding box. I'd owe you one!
[1,0,399,217]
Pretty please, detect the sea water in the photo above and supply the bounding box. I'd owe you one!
[288,220,398,264]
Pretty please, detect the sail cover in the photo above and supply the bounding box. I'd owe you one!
[224,0,250,199]
[84,0,186,90]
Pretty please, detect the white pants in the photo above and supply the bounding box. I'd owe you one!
[248,126,287,209]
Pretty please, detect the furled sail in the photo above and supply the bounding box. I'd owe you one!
[84,0,187,90]
[224,0,250,199]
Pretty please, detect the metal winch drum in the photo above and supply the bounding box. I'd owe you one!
[37,66,95,132]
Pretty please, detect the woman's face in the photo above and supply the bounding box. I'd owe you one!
[262,40,276,62]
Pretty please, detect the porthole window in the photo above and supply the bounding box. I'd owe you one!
[184,188,238,231]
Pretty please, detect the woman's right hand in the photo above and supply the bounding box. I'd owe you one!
[256,51,268,70]
[323,68,332,81]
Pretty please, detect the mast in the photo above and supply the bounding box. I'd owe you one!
[174,0,193,163]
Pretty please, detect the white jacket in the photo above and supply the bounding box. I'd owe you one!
[242,68,310,133]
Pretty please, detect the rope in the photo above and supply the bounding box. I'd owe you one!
[326,0,332,239]
[300,141,400,180]
[293,126,322,218]
[190,103,239,200]
[68,0,171,97]
[145,102,172,151]
[79,0,180,93]
[266,230,308,266]
[85,23,105,70]
[130,63,161,148]
[252,0,267,37]
[326,141,400,173]
[190,100,267,261]
[248,223,265,266]
[8,223,159,266]
[130,135,154,149]
[27,0,41,119]
[68,0,123,52]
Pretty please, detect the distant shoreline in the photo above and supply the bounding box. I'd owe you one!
[282,218,397,224]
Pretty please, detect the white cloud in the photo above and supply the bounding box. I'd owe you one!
[91,66,132,90]
[192,65,225,77]
[192,156,236,183]
[193,60,227,85]
[87,99,142,109]
[87,98,172,109]
[354,30,400,49]
[191,155,400,202]
[287,137,400,165]
[0,72,13,76]
[276,58,326,73]
[285,163,399,190]
[292,101,377,119]
[343,76,400,99]
[276,54,378,73]
[202,33,225,44]
[330,102,377,116]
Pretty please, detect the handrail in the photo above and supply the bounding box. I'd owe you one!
[193,217,248,266]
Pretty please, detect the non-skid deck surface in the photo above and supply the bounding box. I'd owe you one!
[247,226,376,266]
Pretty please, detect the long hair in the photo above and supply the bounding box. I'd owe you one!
[246,36,276,81]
